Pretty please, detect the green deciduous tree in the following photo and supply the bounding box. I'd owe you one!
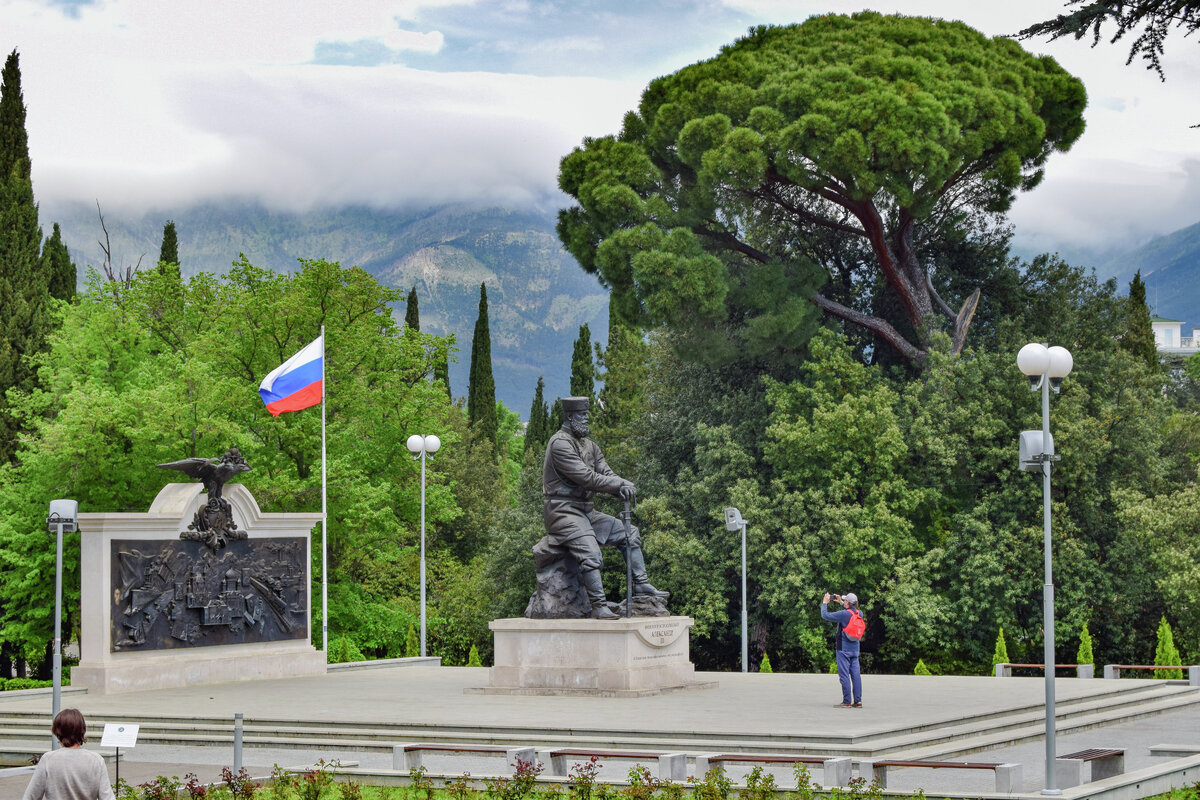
[467,283,498,451]
[0,258,462,666]
[558,13,1086,367]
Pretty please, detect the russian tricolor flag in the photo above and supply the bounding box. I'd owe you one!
[259,335,323,416]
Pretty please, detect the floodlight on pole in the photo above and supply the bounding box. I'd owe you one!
[46,499,77,751]
[1016,342,1072,795]
[406,434,441,658]
[724,507,748,673]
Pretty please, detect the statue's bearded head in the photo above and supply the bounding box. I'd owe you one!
[566,409,590,439]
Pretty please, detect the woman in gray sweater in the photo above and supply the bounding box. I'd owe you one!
[23,709,115,800]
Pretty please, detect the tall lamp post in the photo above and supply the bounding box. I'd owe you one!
[46,499,77,750]
[724,507,748,673]
[406,434,441,658]
[1016,342,1073,796]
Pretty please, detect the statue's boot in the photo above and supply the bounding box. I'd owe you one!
[582,568,619,620]
[626,546,670,598]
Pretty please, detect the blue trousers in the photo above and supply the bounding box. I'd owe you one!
[836,650,862,704]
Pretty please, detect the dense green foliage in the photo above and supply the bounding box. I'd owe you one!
[1,16,1197,684]
[603,245,1193,673]
[558,13,1086,367]
[0,259,497,666]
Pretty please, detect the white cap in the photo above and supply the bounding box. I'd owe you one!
[843,593,858,606]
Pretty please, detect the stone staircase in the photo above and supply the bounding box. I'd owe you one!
[1,681,1196,765]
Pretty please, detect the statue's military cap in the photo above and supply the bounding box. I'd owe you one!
[560,396,590,413]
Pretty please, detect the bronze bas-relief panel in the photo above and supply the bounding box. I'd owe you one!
[110,538,308,651]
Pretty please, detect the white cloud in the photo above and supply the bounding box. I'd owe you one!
[4,0,1198,252]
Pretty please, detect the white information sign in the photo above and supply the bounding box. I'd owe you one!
[99,723,139,748]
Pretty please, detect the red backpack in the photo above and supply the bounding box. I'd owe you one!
[844,609,866,641]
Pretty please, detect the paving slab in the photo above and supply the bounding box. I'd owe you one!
[1,667,1196,797]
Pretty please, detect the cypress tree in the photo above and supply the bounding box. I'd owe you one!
[1123,271,1158,369]
[914,659,933,675]
[595,298,649,442]
[405,285,420,331]
[0,50,30,184]
[991,627,1009,673]
[467,283,497,450]
[525,376,549,455]
[42,223,76,303]
[1077,622,1094,668]
[157,220,180,279]
[1154,616,1183,679]
[0,49,48,465]
[570,323,595,404]
[434,350,451,399]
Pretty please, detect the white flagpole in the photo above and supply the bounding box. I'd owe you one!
[321,325,328,656]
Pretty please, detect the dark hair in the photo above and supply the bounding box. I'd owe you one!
[52,708,86,747]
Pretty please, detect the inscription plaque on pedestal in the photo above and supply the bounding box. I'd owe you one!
[477,616,717,697]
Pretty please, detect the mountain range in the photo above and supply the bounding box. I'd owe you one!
[1014,219,1200,328]
[42,200,1200,418]
[44,200,611,415]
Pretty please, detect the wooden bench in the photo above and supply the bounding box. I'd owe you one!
[545,748,687,781]
[1056,748,1124,786]
[870,760,1022,793]
[1103,664,1200,685]
[695,753,852,787]
[393,743,536,772]
[994,662,1093,679]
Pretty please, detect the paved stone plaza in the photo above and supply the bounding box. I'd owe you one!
[1,665,1197,798]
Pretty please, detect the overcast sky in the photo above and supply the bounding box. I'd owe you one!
[4,0,1199,254]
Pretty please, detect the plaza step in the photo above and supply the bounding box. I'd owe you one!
[0,681,1193,762]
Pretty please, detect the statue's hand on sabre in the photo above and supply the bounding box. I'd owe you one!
[618,481,636,503]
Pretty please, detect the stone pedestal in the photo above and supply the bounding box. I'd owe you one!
[72,483,327,694]
[477,616,716,697]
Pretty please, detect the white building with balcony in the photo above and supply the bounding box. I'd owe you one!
[1152,316,1198,354]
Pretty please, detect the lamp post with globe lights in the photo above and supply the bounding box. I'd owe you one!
[406,433,441,657]
[1016,342,1073,795]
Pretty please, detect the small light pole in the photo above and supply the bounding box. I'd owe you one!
[46,499,77,749]
[724,507,748,673]
[406,434,441,658]
[1016,342,1073,796]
